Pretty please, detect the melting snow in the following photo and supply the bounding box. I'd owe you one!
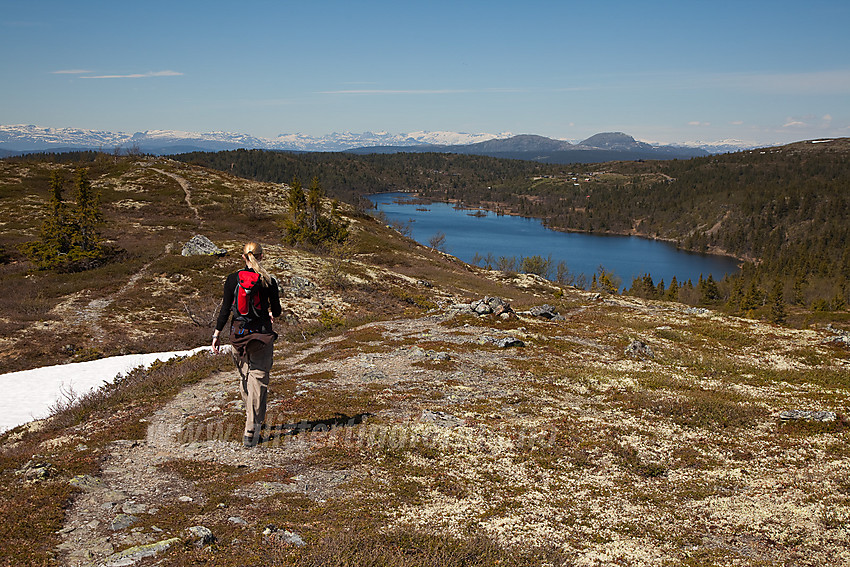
[0,347,217,433]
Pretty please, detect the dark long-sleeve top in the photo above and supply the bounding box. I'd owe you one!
[215,269,282,332]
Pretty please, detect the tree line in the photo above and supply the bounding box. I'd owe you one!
[174,143,850,319]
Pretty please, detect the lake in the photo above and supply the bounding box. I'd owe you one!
[368,192,740,288]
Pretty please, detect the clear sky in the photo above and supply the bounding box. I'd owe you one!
[2,0,848,145]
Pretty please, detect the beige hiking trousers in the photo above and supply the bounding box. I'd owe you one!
[234,340,274,436]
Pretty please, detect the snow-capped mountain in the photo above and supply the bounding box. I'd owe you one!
[0,124,760,155]
[0,125,513,154]
[672,139,761,154]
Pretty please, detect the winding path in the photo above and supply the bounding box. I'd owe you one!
[151,168,202,222]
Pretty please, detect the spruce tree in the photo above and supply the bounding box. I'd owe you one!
[282,176,348,247]
[282,176,307,245]
[21,168,104,270]
[666,276,680,302]
[71,168,103,258]
[769,280,786,324]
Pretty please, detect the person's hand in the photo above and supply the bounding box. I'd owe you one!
[212,333,221,354]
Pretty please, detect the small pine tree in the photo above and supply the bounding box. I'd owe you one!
[21,168,104,270]
[666,276,680,301]
[726,277,744,312]
[70,168,103,258]
[792,275,806,305]
[282,176,307,245]
[740,279,763,316]
[282,176,348,247]
[699,274,721,303]
[768,280,786,324]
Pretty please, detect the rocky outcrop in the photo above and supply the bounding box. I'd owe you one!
[527,304,564,320]
[448,297,515,319]
[779,410,837,422]
[181,235,226,256]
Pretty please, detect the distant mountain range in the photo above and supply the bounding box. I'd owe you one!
[347,132,719,163]
[0,124,758,161]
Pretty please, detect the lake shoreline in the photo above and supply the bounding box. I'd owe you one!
[375,191,751,268]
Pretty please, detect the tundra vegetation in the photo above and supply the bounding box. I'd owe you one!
[0,152,848,566]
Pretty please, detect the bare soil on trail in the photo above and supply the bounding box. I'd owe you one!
[150,168,201,222]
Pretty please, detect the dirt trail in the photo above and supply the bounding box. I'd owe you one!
[54,314,528,565]
[151,168,201,222]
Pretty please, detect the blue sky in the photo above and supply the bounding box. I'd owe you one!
[2,0,848,145]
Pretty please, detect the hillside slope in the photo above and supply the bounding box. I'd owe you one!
[1,155,849,566]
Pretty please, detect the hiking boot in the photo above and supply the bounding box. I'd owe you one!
[242,431,260,448]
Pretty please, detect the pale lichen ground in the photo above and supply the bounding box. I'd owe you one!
[267,295,850,566]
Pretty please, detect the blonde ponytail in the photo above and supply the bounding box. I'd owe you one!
[243,242,272,287]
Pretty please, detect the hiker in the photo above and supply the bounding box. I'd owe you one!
[212,242,282,448]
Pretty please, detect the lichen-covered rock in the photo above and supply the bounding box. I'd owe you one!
[109,513,139,531]
[185,525,216,546]
[16,460,55,482]
[103,537,181,566]
[480,335,525,348]
[624,339,654,358]
[529,304,559,319]
[779,410,837,422]
[262,526,306,547]
[68,474,103,491]
[181,235,226,256]
[470,297,513,317]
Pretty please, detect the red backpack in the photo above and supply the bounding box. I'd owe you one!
[231,270,263,323]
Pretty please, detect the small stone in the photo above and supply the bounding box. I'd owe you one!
[122,501,147,515]
[624,340,654,359]
[228,516,248,525]
[69,474,103,491]
[480,336,524,348]
[185,525,215,546]
[363,369,387,382]
[109,514,139,531]
[178,496,194,502]
[420,410,465,428]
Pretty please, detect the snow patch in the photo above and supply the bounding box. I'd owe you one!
[0,346,219,433]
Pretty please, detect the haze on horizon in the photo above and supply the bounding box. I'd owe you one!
[1,0,848,147]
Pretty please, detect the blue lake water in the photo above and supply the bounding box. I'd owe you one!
[368,192,740,288]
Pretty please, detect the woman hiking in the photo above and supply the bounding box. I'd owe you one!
[212,242,282,448]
